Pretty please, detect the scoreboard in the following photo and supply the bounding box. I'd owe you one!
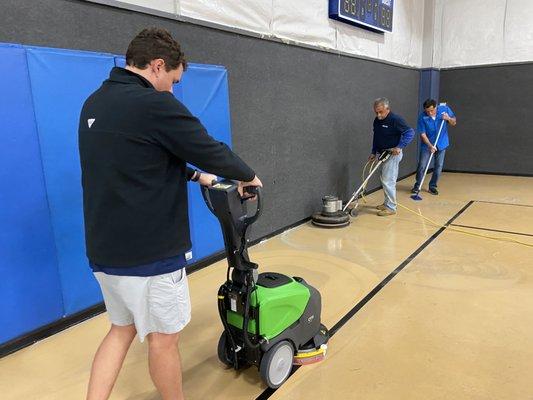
[329,0,394,33]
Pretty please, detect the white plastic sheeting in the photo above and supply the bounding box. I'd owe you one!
[434,0,506,68]
[380,0,424,67]
[180,0,426,67]
[271,0,336,49]
[336,24,380,60]
[502,0,533,63]
[336,0,424,66]
[116,0,175,14]
[434,0,533,67]
[178,0,271,36]
[107,0,427,67]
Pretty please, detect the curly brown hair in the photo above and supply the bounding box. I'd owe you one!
[126,27,187,71]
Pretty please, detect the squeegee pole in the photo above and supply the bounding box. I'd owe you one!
[414,119,446,194]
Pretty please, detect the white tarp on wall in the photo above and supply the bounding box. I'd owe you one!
[503,0,533,63]
[336,0,424,66]
[336,24,380,60]
[380,0,423,67]
[116,0,175,14]
[178,0,271,36]
[434,0,506,68]
[91,0,533,68]
[434,0,533,67]
[103,0,427,68]
[270,0,336,49]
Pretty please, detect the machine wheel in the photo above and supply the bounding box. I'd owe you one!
[259,340,294,388]
[349,207,359,218]
[217,332,234,367]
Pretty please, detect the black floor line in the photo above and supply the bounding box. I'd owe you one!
[474,200,533,208]
[450,223,533,238]
[255,200,474,400]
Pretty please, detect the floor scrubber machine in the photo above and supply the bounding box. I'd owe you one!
[201,181,329,388]
[311,150,392,228]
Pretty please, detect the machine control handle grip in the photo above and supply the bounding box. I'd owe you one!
[243,186,258,196]
[242,186,262,226]
[200,183,216,213]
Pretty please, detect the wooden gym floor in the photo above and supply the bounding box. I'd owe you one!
[1,172,532,400]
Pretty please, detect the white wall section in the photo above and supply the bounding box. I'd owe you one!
[503,0,533,63]
[271,0,336,49]
[434,0,506,68]
[434,0,533,68]
[420,0,435,68]
[377,0,424,67]
[89,0,533,68]
[105,0,427,68]
[178,0,272,36]
[113,0,176,14]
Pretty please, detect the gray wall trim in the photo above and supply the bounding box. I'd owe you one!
[439,60,533,71]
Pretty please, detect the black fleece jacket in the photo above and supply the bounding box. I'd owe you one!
[79,67,254,267]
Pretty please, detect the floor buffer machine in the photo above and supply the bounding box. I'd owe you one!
[311,150,392,228]
[201,181,329,388]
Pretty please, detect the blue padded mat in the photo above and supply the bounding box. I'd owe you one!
[26,46,115,315]
[0,44,64,342]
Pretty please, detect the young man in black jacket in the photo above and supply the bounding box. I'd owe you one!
[79,28,262,400]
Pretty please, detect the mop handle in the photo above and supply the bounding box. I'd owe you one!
[342,159,383,212]
[416,118,446,192]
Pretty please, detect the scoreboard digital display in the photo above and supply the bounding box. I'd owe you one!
[329,0,393,33]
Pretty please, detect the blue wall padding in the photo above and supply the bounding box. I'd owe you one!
[418,69,440,114]
[181,64,232,262]
[26,47,115,315]
[417,68,441,156]
[1,44,232,344]
[0,44,64,343]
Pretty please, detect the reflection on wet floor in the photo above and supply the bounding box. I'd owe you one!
[1,173,532,400]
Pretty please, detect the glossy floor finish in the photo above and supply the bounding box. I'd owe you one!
[1,173,532,399]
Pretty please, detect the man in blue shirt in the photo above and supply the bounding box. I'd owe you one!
[412,99,457,195]
[370,98,415,216]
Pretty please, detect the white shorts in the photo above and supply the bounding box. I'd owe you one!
[94,269,191,342]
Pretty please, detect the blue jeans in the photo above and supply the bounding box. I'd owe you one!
[415,148,446,190]
[381,151,403,211]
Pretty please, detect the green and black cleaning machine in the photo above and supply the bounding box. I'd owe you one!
[201,180,329,389]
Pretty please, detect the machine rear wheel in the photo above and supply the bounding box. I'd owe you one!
[259,340,294,388]
[217,332,234,367]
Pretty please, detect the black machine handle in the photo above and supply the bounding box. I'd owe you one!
[200,180,217,213]
[242,186,262,226]
[200,181,262,227]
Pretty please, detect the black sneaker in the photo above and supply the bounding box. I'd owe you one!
[411,187,418,194]
[428,187,439,195]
